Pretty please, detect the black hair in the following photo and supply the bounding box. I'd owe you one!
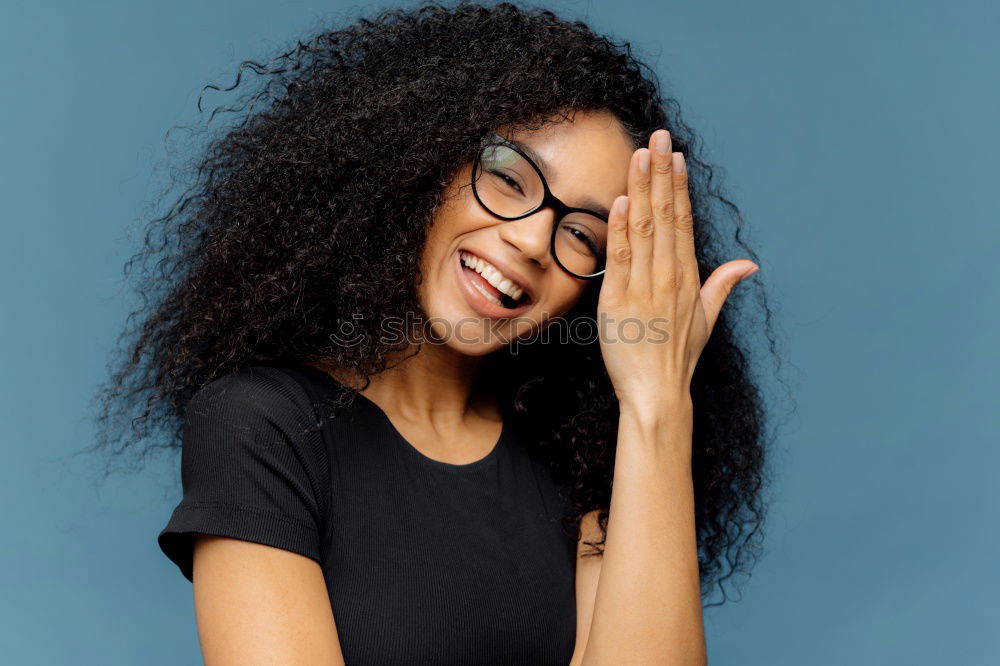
[89,0,790,606]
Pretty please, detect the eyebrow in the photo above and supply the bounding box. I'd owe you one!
[508,139,612,219]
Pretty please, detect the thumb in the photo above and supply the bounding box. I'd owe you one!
[700,261,759,333]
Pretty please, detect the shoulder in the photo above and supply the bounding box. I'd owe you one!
[179,365,331,477]
[187,364,316,411]
[160,365,334,582]
[176,364,332,512]
[184,365,320,435]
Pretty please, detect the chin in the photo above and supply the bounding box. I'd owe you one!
[420,314,515,356]
[445,338,506,357]
[416,294,539,354]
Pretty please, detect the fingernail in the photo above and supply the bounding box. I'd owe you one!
[741,264,760,279]
[653,131,671,155]
[616,195,629,215]
[673,152,685,174]
[638,149,650,173]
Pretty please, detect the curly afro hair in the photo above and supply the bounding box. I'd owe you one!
[89,0,787,605]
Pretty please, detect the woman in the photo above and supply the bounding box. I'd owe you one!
[92,2,777,663]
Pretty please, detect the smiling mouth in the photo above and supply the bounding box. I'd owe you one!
[455,251,535,319]
[459,250,533,310]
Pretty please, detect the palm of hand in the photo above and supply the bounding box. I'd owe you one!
[596,130,758,407]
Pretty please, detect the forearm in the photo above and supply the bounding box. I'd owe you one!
[580,397,706,666]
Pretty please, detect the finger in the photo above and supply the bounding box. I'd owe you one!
[700,261,759,332]
[670,152,698,282]
[626,147,654,295]
[602,195,632,297]
[649,130,677,289]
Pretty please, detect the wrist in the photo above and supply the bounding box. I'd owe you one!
[618,394,693,439]
[616,398,695,470]
[617,390,693,421]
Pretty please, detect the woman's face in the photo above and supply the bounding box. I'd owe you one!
[418,110,635,356]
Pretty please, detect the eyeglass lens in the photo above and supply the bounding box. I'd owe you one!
[473,144,607,277]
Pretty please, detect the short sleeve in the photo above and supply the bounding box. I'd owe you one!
[157,366,330,582]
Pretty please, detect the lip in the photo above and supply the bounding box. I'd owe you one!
[458,247,536,303]
[454,250,534,320]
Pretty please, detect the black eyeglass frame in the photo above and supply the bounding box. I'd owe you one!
[471,133,608,279]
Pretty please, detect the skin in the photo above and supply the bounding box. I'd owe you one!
[577,128,757,666]
[191,110,758,664]
[311,111,635,464]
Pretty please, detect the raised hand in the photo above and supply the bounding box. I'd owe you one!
[597,129,759,411]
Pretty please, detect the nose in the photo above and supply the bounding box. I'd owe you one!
[496,207,556,269]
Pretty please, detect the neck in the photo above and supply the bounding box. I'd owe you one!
[309,342,500,425]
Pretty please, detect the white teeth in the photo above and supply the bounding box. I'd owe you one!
[460,251,526,302]
[471,280,503,306]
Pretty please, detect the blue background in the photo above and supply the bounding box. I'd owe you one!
[2,0,997,663]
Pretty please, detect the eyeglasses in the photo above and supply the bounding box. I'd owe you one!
[471,133,608,279]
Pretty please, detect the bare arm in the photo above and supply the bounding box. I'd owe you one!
[576,129,758,664]
[568,510,604,666]
[579,399,704,666]
[192,535,346,665]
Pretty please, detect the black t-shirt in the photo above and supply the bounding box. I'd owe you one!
[158,363,578,665]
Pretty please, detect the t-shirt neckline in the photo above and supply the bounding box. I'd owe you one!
[292,362,508,472]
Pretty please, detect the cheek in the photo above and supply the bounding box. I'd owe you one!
[542,276,590,317]
[418,211,461,274]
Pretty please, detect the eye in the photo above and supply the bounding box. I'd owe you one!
[564,226,599,255]
[490,170,523,194]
